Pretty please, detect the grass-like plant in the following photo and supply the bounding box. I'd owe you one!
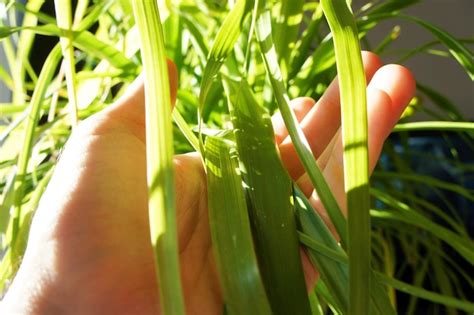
[0,0,473,314]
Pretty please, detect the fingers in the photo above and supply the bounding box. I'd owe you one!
[104,59,178,136]
[368,64,415,125]
[279,51,384,179]
[296,129,340,197]
[301,248,319,292]
[272,97,316,144]
[298,65,415,238]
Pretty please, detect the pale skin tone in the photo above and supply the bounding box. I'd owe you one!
[1,52,415,315]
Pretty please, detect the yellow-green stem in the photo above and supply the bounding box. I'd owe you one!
[54,0,79,126]
[132,1,185,314]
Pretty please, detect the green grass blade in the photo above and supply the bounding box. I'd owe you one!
[416,83,465,121]
[295,189,395,315]
[321,1,370,313]
[358,13,474,80]
[296,191,474,314]
[294,188,348,313]
[400,14,474,80]
[374,273,474,313]
[371,190,474,264]
[199,0,251,110]
[0,25,137,73]
[223,77,311,315]
[361,0,420,16]
[180,15,209,66]
[132,2,185,314]
[76,0,115,32]
[309,291,324,315]
[12,0,44,106]
[9,44,62,257]
[172,108,200,153]
[393,121,474,133]
[289,3,324,80]
[54,0,79,126]
[0,168,54,292]
[12,1,57,25]
[373,171,474,202]
[205,136,272,315]
[0,64,13,90]
[299,219,474,312]
[373,25,400,55]
[255,9,347,248]
[272,0,304,80]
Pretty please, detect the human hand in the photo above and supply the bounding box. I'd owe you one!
[1,52,414,315]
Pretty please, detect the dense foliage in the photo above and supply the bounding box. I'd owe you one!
[0,0,473,314]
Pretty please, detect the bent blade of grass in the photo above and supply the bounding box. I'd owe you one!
[371,189,474,264]
[299,218,474,312]
[9,45,62,260]
[388,189,468,237]
[223,77,311,315]
[255,8,347,248]
[401,14,474,81]
[375,273,474,313]
[205,136,272,315]
[196,0,252,156]
[321,1,371,314]
[358,13,474,80]
[132,2,185,314]
[373,171,474,202]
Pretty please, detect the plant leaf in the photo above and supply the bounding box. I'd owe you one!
[320,1,371,314]
[223,76,311,315]
[133,1,185,314]
[205,135,272,315]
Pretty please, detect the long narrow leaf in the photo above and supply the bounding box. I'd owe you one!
[223,77,311,315]
[9,45,62,256]
[295,188,395,315]
[199,0,251,110]
[205,136,272,315]
[358,13,474,80]
[0,25,137,73]
[393,121,474,133]
[54,0,79,126]
[321,1,371,314]
[255,8,348,248]
[132,2,185,314]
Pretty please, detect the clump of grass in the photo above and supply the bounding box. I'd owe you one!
[0,1,473,314]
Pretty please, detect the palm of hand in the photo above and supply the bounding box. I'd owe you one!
[29,116,218,314]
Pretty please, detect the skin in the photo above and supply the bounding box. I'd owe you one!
[0,52,415,315]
